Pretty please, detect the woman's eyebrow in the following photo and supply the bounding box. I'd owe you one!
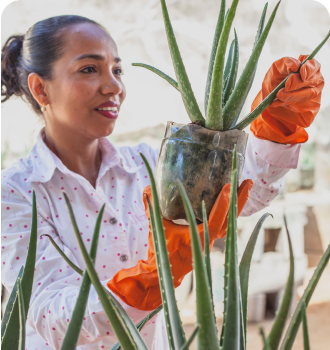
[73,53,121,63]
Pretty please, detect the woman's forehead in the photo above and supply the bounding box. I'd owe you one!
[60,22,118,61]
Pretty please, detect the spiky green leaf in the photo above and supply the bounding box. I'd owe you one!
[202,201,213,297]
[239,213,273,346]
[222,1,280,129]
[1,266,24,338]
[179,326,200,350]
[60,204,105,349]
[110,305,164,350]
[279,244,330,350]
[178,181,219,350]
[220,146,243,350]
[141,153,187,350]
[206,0,239,130]
[223,39,235,91]
[160,0,205,125]
[63,192,145,350]
[302,302,310,350]
[132,63,179,91]
[146,195,175,350]
[40,234,84,275]
[1,190,38,349]
[260,326,271,350]
[266,215,294,350]
[233,30,330,130]
[223,29,239,107]
[205,0,226,115]
[229,2,268,128]
[17,278,26,350]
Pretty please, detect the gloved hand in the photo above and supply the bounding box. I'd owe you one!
[107,179,253,311]
[250,55,324,144]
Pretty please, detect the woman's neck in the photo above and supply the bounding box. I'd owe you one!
[42,125,102,185]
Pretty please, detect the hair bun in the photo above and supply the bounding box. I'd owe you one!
[1,34,25,101]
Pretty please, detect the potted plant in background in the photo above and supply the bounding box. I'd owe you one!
[132,0,330,222]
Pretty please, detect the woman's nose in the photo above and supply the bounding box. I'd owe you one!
[100,72,123,96]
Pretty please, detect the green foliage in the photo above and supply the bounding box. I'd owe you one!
[301,302,310,350]
[178,181,219,349]
[265,215,295,350]
[1,190,38,349]
[60,203,105,349]
[239,213,273,347]
[2,154,330,350]
[132,1,329,132]
[142,152,187,350]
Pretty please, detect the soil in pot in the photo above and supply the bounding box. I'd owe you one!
[155,121,249,222]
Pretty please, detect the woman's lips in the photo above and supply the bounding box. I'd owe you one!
[95,109,118,119]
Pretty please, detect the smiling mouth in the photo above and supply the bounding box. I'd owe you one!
[95,107,118,112]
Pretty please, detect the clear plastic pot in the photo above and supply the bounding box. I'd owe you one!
[155,121,249,222]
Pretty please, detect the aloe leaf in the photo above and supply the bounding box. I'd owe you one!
[260,326,271,350]
[110,305,164,350]
[222,1,280,130]
[41,234,83,275]
[266,215,294,350]
[233,30,330,131]
[280,246,330,349]
[1,266,24,337]
[146,194,175,350]
[223,29,239,108]
[205,0,226,115]
[60,204,105,349]
[178,181,220,350]
[179,326,200,350]
[42,231,148,350]
[206,0,239,130]
[63,192,144,350]
[1,190,38,349]
[223,39,235,90]
[239,213,273,346]
[221,146,242,350]
[141,152,186,350]
[202,201,213,297]
[159,0,205,125]
[17,278,26,350]
[229,2,268,128]
[132,63,179,91]
[136,305,163,332]
[302,302,310,350]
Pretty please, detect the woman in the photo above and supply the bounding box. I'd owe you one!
[1,15,324,350]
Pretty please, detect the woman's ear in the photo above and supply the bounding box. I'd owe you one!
[28,72,49,107]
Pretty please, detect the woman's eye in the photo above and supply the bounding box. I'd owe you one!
[81,66,96,74]
[114,68,124,76]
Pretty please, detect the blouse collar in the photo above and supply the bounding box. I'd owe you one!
[26,127,141,183]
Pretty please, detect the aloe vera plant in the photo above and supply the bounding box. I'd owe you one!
[133,0,330,132]
[2,154,330,349]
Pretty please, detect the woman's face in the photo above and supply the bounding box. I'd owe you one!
[42,22,126,140]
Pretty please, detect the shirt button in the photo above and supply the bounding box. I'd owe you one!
[120,254,128,262]
[109,217,117,225]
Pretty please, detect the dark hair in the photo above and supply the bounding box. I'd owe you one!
[1,15,108,116]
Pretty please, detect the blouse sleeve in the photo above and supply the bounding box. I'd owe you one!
[1,180,151,349]
[239,133,301,216]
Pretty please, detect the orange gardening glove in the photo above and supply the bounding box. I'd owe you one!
[107,179,253,311]
[250,55,324,144]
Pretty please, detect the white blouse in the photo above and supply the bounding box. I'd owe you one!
[1,127,300,350]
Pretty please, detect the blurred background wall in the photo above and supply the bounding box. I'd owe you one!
[1,1,330,348]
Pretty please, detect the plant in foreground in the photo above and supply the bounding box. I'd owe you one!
[1,151,330,349]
